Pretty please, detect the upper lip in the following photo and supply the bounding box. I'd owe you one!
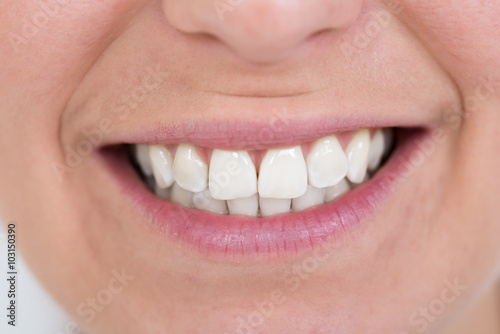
[67,89,451,151]
[114,117,397,151]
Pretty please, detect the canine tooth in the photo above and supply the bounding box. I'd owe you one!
[325,178,351,202]
[209,150,257,200]
[307,135,348,188]
[154,185,171,200]
[292,186,325,212]
[149,145,174,189]
[135,144,153,176]
[193,190,228,215]
[173,144,208,193]
[345,130,370,184]
[368,129,385,172]
[227,194,259,217]
[171,183,194,208]
[258,146,308,199]
[259,197,291,217]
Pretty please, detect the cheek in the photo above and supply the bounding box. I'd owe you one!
[0,0,141,300]
[452,104,500,276]
[0,0,142,114]
[0,0,145,215]
[399,0,500,87]
[399,0,500,227]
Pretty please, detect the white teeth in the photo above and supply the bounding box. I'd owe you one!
[149,145,174,189]
[137,128,391,216]
[292,186,325,212]
[368,129,385,172]
[209,150,257,200]
[345,130,371,184]
[227,194,259,217]
[135,144,153,176]
[325,178,351,202]
[258,146,308,199]
[259,197,291,217]
[193,190,228,215]
[171,183,194,208]
[173,144,208,193]
[306,135,348,188]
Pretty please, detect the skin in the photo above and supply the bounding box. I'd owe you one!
[0,0,499,333]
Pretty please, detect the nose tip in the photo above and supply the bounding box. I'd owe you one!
[163,0,363,63]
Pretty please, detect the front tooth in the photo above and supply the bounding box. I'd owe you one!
[171,183,194,208]
[193,190,228,215]
[368,129,385,172]
[325,178,351,202]
[345,130,370,184]
[259,197,291,217]
[209,150,257,200]
[173,144,208,193]
[149,145,174,189]
[258,146,308,199]
[306,135,348,188]
[135,144,153,176]
[292,186,325,212]
[227,194,259,217]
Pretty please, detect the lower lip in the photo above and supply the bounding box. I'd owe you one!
[99,129,423,259]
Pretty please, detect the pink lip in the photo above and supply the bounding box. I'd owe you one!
[100,114,432,151]
[98,128,424,260]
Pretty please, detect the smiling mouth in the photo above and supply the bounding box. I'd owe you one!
[130,128,394,217]
[99,122,425,258]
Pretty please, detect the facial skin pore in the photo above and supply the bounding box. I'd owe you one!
[0,0,499,333]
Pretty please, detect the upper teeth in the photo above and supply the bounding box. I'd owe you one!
[345,129,371,184]
[150,145,174,188]
[209,149,257,200]
[306,135,348,188]
[135,144,154,177]
[258,146,308,199]
[368,129,385,172]
[134,128,394,217]
[173,144,208,193]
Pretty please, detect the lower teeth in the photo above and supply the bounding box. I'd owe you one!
[148,178,356,217]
